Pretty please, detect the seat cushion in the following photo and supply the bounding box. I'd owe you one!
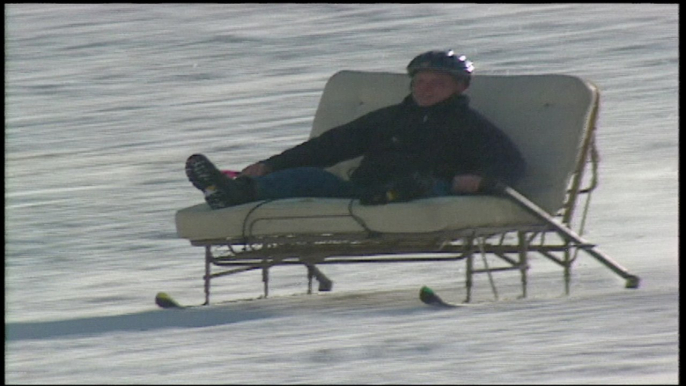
[175,196,540,241]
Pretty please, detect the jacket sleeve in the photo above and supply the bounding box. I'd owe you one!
[463,113,527,186]
[259,107,391,172]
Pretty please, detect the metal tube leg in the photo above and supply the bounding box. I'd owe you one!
[306,265,314,295]
[309,265,333,292]
[518,232,528,299]
[564,246,571,295]
[262,266,269,298]
[204,246,211,306]
[465,253,473,303]
[478,237,499,301]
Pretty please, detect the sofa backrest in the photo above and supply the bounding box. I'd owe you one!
[311,70,598,214]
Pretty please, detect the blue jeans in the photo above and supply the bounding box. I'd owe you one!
[252,167,452,201]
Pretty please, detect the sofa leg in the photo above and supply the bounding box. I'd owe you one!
[262,266,269,298]
[204,246,211,306]
[564,247,572,296]
[307,264,333,292]
[306,265,314,294]
[478,237,499,301]
[518,231,528,299]
[465,253,473,303]
[464,235,475,303]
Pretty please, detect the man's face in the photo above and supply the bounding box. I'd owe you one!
[411,71,467,107]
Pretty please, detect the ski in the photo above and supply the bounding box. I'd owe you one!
[160,287,468,309]
[419,286,471,308]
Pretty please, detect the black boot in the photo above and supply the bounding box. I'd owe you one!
[185,154,256,209]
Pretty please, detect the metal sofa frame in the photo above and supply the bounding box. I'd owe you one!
[176,72,640,305]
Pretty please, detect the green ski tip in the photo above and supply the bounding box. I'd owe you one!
[155,292,183,309]
[419,285,439,305]
[419,285,455,307]
[420,285,435,296]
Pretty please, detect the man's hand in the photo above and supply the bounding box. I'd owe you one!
[451,174,483,194]
[240,162,273,177]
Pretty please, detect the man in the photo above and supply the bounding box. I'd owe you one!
[186,50,525,209]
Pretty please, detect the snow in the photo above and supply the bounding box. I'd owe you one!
[5,4,678,384]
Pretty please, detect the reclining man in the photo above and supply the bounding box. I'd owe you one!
[186,50,526,210]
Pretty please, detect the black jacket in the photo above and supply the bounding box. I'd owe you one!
[261,93,525,188]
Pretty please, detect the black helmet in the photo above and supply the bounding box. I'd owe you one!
[407,50,474,79]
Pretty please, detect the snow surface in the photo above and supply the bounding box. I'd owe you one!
[5,4,678,384]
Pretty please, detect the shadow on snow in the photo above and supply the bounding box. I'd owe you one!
[6,306,276,341]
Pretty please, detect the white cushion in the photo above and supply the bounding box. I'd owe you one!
[175,196,540,241]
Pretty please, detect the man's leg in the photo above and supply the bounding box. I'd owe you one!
[253,167,357,200]
[186,154,356,208]
[358,174,454,205]
[430,178,453,196]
